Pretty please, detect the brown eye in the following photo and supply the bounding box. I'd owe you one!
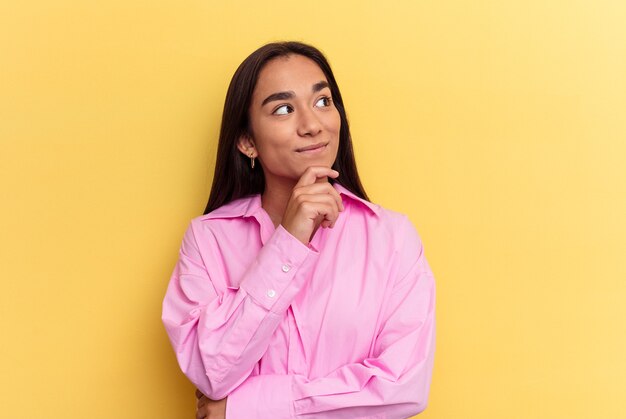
[273,104,293,115]
[315,97,332,107]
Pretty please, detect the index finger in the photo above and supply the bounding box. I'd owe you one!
[295,166,339,188]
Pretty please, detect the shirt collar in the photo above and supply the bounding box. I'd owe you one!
[200,182,380,220]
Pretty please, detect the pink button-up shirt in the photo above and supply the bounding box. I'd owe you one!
[162,182,436,418]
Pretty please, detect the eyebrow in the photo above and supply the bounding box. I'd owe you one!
[261,80,330,107]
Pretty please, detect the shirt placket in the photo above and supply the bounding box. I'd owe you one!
[287,305,308,376]
[251,205,322,378]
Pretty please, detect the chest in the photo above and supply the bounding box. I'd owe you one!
[215,213,399,373]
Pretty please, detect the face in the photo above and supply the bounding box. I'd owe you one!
[238,54,341,182]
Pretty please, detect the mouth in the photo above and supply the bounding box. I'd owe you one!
[296,142,329,153]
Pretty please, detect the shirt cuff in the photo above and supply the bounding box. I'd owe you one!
[226,374,294,419]
[240,224,318,313]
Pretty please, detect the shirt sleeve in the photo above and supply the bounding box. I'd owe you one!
[162,220,320,400]
[225,215,436,418]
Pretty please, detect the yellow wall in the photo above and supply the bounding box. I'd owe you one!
[1,1,624,418]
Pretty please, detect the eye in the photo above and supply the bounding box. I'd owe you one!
[273,104,293,115]
[315,96,332,108]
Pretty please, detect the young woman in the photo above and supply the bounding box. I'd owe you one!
[162,41,436,419]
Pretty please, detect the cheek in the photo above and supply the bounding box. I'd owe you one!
[253,120,288,149]
[329,109,341,133]
[254,124,293,164]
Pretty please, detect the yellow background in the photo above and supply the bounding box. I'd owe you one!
[1,1,625,418]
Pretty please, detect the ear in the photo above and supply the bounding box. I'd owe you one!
[236,133,257,158]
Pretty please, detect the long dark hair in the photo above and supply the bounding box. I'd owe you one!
[203,41,370,215]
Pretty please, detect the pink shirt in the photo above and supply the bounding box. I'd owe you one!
[162,182,436,418]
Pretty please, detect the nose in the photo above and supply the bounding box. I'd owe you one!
[297,106,322,137]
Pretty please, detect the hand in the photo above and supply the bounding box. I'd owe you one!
[280,166,344,245]
[195,389,226,419]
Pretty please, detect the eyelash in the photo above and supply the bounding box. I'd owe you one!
[273,96,333,115]
[317,96,333,107]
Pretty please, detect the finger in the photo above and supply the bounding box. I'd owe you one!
[296,194,339,217]
[295,166,339,188]
[296,199,339,226]
[196,406,207,419]
[198,395,220,409]
[198,396,223,409]
[294,182,344,212]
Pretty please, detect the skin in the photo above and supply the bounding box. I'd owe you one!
[196,53,345,419]
[237,54,344,241]
[196,389,225,419]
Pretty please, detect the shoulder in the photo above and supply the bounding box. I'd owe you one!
[381,207,430,284]
[193,195,260,224]
[376,205,424,252]
[345,200,429,286]
[334,182,419,242]
[346,194,422,249]
[183,195,259,245]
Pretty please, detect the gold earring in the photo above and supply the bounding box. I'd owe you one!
[249,152,255,169]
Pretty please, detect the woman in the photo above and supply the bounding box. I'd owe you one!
[162,41,436,419]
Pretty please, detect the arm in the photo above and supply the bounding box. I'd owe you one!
[226,215,436,418]
[163,167,342,402]
[162,219,319,400]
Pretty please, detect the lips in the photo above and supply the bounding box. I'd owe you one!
[296,142,328,152]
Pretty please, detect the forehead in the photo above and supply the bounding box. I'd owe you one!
[253,54,328,100]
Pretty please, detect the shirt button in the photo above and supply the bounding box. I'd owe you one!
[266,289,276,298]
[281,264,291,273]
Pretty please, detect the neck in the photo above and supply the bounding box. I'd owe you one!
[261,177,295,228]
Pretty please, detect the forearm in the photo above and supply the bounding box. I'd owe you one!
[163,223,320,399]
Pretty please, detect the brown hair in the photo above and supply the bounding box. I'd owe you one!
[204,41,369,214]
